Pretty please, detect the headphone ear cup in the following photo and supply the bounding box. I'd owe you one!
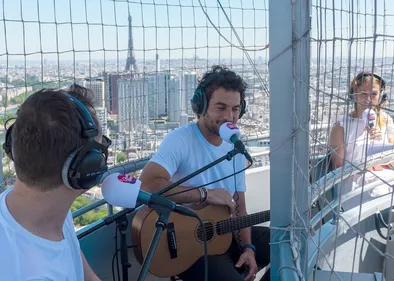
[3,123,14,161]
[239,99,246,118]
[191,100,200,115]
[200,90,208,115]
[349,87,354,100]
[191,88,203,115]
[62,150,79,190]
[62,148,108,190]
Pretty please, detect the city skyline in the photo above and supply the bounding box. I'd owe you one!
[0,0,269,61]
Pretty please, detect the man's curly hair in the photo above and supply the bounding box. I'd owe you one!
[197,65,247,111]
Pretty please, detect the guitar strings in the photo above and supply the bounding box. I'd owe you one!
[153,213,270,247]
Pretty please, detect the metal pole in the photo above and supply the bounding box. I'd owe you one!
[269,0,310,280]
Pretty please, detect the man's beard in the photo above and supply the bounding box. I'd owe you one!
[204,116,223,137]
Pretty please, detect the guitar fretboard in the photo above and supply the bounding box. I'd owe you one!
[216,210,270,235]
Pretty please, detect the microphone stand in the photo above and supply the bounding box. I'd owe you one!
[136,202,174,281]
[136,148,241,281]
[117,214,131,281]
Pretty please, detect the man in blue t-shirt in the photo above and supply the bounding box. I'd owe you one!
[140,65,270,281]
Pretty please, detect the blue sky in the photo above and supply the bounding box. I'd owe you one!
[310,0,394,61]
[0,0,394,63]
[0,0,268,62]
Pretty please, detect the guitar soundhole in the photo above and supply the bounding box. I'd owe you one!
[196,221,215,242]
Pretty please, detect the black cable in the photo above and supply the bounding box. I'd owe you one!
[164,161,253,198]
[193,213,208,281]
[378,210,389,228]
[113,224,120,281]
[375,212,388,240]
[164,158,251,280]
[233,158,243,253]
[111,244,137,281]
[163,158,251,281]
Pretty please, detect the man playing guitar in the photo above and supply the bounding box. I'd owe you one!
[139,65,270,281]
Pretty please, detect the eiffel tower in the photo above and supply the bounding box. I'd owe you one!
[125,14,138,74]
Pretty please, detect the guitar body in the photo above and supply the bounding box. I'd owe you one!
[132,204,233,277]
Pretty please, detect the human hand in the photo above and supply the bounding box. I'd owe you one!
[205,188,236,215]
[368,127,382,141]
[235,249,258,281]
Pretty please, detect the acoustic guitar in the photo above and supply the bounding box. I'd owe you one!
[131,204,270,277]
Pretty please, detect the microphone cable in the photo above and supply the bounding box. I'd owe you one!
[162,159,252,281]
[111,223,138,281]
[232,158,243,253]
[191,213,208,281]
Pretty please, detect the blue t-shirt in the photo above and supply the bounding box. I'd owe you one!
[150,122,247,196]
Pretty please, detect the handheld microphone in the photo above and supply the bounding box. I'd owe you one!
[219,122,253,163]
[101,173,197,218]
[362,108,376,128]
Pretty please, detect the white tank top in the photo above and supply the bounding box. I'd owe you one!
[331,111,394,210]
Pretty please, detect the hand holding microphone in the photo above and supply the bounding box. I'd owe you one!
[362,109,382,141]
[219,122,253,163]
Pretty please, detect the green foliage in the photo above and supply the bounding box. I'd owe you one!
[72,195,108,227]
[71,196,92,213]
[10,91,32,105]
[116,151,127,163]
[75,208,107,227]
[0,74,72,93]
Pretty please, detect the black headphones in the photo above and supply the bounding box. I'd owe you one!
[190,75,246,118]
[349,72,386,103]
[2,93,111,190]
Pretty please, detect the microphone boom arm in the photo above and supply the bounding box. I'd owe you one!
[157,148,240,196]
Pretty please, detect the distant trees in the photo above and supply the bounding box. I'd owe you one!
[0,74,69,92]
[116,152,127,163]
[71,196,108,227]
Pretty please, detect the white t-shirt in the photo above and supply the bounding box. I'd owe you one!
[332,112,394,210]
[0,187,84,281]
[150,122,247,196]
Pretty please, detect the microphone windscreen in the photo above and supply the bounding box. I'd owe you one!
[102,173,141,208]
[219,122,241,143]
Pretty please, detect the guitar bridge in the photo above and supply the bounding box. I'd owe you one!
[167,222,177,259]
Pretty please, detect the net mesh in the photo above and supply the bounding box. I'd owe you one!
[0,0,270,186]
[5,0,394,279]
[308,0,394,280]
[0,0,270,237]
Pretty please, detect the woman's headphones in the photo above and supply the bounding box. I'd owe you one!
[190,75,246,118]
[2,93,111,190]
[349,72,386,103]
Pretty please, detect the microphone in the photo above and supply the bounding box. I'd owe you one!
[362,108,376,128]
[101,173,197,218]
[219,122,253,163]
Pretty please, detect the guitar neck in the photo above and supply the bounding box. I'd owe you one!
[216,210,270,235]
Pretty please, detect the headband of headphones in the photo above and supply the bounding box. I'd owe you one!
[349,72,386,99]
[191,73,246,118]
